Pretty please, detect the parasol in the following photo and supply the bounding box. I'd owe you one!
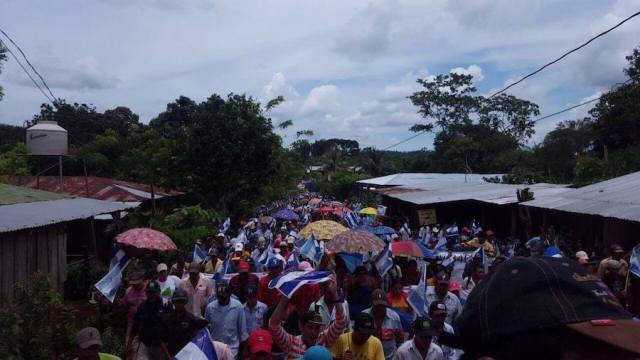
[359,207,378,215]
[298,220,348,241]
[317,206,335,213]
[390,241,426,257]
[327,230,385,253]
[115,228,176,251]
[273,209,299,221]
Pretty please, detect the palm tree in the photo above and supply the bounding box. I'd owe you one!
[322,145,343,181]
[361,147,385,176]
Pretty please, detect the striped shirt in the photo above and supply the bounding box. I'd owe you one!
[269,311,346,360]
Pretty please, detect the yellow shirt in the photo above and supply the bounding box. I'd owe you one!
[463,239,495,257]
[331,332,384,360]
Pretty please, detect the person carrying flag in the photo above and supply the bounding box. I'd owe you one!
[269,277,346,360]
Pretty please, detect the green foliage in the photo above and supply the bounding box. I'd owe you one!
[316,171,368,199]
[277,119,293,129]
[310,138,360,157]
[266,96,285,112]
[0,124,24,152]
[0,273,77,360]
[65,260,108,300]
[360,147,386,176]
[0,142,30,182]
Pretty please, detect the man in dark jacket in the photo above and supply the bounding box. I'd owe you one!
[163,288,209,356]
[128,281,172,359]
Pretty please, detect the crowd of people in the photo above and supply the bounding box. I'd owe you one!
[78,195,640,360]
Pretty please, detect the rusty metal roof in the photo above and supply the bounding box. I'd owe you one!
[8,176,182,202]
[522,171,640,222]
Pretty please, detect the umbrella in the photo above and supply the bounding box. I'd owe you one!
[115,228,176,251]
[359,207,378,215]
[259,216,274,224]
[317,206,335,214]
[308,198,322,206]
[327,230,385,253]
[299,220,348,241]
[355,224,376,233]
[273,209,299,221]
[390,241,425,257]
[372,226,397,236]
[329,201,344,207]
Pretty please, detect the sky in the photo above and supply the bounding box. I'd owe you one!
[0,0,639,151]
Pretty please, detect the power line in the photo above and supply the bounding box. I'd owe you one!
[0,27,58,103]
[383,130,429,150]
[490,10,640,98]
[0,38,55,104]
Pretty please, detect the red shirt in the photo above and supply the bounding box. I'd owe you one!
[258,274,282,308]
[229,273,260,303]
[289,283,321,315]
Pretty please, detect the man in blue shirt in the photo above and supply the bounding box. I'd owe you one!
[244,284,268,334]
[205,280,249,358]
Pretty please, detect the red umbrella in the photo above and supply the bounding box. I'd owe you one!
[317,206,335,213]
[390,241,424,257]
[115,228,176,251]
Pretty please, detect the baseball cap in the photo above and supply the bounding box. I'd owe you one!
[267,257,283,269]
[448,281,461,293]
[216,280,229,293]
[413,316,438,336]
[435,271,450,284]
[301,310,324,325]
[371,289,387,306]
[353,312,375,335]
[237,261,250,273]
[235,243,244,252]
[156,263,168,272]
[456,257,638,354]
[216,232,225,238]
[248,329,272,354]
[246,284,258,297]
[301,345,332,360]
[286,236,295,244]
[575,250,589,260]
[75,327,102,349]
[188,262,201,273]
[172,288,188,302]
[429,301,448,315]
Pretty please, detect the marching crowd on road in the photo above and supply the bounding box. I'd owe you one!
[79,194,640,360]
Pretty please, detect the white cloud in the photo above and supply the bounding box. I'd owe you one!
[301,85,341,114]
[450,64,484,82]
[261,72,299,100]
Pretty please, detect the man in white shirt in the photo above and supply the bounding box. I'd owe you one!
[428,301,461,360]
[156,263,181,305]
[394,317,444,360]
[425,272,462,326]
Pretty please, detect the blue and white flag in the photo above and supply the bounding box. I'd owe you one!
[407,262,428,317]
[213,258,230,282]
[630,245,640,278]
[375,246,394,277]
[471,219,480,237]
[434,235,448,252]
[236,231,247,245]
[400,222,410,240]
[300,234,323,264]
[95,251,130,303]
[268,270,333,298]
[338,253,364,273]
[175,328,218,360]
[219,217,231,234]
[417,242,436,259]
[193,245,207,264]
[109,247,128,270]
[377,205,387,216]
[259,243,274,265]
[285,249,300,272]
[441,252,456,269]
[342,208,360,229]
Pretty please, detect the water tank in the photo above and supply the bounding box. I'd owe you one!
[26,121,68,155]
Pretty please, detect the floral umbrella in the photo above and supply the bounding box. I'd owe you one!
[115,228,176,251]
[273,209,299,221]
[298,220,348,241]
[327,230,385,253]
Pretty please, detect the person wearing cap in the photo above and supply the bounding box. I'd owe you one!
[156,263,181,305]
[75,327,121,360]
[425,272,462,326]
[258,257,284,308]
[363,289,404,360]
[203,247,224,274]
[205,280,249,358]
[255,223,273,244]
[232,242,252,266]
[300,345,332,360]
[245,328,273,360]
[309,281,352,333]
[331,312,384,360]
[244,284,268,334]
[128,280,172,359]
[269,279,346,360]
[428,301,459,360]
[394,317,444,360]
[461,231,495,258]
[177,261,214,317]
[455,256,640,359]
[461,263,484,297]
[170,253,190,279]
[119,269,147,344]
[597,243,628,279]
[163,288,209,356]
[230,261,260,303]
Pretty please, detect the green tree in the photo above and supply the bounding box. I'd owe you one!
[360,147,386,176]
[0,142,30,182]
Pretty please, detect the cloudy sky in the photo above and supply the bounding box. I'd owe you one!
[0,0,639,150]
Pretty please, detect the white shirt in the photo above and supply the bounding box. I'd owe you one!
[425,289,462,326]
[158,275,181,304]
[394,339,444,360]
[433,323,462,360]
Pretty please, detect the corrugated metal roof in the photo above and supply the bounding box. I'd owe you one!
[0,183,70,205]
[0,197,138,233]
[8,176,182,202]
[378,182,570,206]
[522,171,640,222]
[357,173,504,187]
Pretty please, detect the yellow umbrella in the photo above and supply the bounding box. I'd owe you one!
[299,220,348,241]
[359,207,378,215]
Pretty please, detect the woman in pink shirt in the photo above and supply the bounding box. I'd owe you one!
[119,270,146,344]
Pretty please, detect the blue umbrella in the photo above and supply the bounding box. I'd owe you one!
[355,225,376,233]
[355,225,396,236]
[272,209,299,221]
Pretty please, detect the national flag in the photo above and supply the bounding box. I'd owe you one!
[441,252,456,269]
[193,245,207,264]
[95,250,130,302]
[259,243,274,265]
[630,245,640,278]
[219,217,231,234]
[109,247,128,270]
[236,230,247,245]
[377,205,387,216]
[407,262,428,317]
[300,234,323,265]
[268,270,333,298]
[174,328,218,360]
[213,257,230,282]
[342,208,360,229]
[285,249,300,271]
[400,222,410,240]
[471,219,480,237]
[417,241,436,259]
[337,253,364,273]
[375,246,394,277]
[434,235,448,252]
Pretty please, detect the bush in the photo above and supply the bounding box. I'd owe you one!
[65,260,108,300]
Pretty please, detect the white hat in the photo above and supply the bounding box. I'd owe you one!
[286,236,295,244]
[575,251,589,260]
[235,243,244,251]
[156,263,168,272]
[75,327,102,349]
